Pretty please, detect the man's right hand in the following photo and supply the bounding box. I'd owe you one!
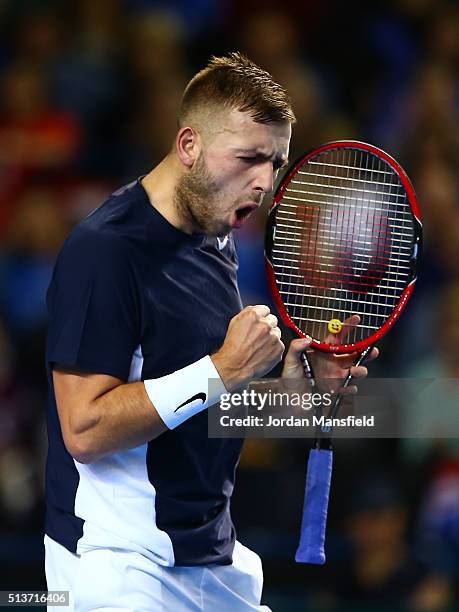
[211,305,284,391]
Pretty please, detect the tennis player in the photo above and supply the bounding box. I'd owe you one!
[45,53,375,611]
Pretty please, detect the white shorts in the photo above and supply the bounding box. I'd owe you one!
[44,535,271,612]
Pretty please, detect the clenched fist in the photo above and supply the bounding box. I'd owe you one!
[211,305,284,391]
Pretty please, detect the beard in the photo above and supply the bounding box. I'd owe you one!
[174,154,232,237]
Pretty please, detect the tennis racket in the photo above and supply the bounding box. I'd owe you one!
[264,141,422,564]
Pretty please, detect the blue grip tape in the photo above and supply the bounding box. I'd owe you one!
[295,448,333,564]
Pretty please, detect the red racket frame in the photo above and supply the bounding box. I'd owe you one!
[265,141,422,354]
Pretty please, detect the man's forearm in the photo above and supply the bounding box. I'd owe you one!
[57,355,227,464]
[69,381,168,463]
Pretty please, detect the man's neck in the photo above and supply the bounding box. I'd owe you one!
[141,155,194,234]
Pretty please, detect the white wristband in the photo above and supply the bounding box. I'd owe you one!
[144,355,227,429]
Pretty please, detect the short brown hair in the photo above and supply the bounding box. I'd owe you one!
[178,52,296,126]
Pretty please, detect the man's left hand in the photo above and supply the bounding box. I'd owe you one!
[281,315,379,393]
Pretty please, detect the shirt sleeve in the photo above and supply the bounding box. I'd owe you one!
[46,229,140,380]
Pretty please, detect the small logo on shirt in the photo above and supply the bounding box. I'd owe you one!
[174,392,207,412]
[217,236,229,250]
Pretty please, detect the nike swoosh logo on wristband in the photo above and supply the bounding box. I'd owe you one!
[174,392,207,412]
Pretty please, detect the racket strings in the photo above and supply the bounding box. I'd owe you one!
[272,147,416,344]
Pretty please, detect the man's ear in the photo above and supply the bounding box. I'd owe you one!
[176,127,201,168]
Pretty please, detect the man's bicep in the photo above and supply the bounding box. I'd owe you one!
[52,365,124,438]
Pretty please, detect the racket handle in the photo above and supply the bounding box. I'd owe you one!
[295,448,333,564]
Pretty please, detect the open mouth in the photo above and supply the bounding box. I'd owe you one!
[233,203,259,228]
[236,206,253,221]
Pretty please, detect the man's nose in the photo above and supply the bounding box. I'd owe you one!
[253,161,275,194]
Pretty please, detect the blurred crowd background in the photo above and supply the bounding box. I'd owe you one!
[0,0,458,610]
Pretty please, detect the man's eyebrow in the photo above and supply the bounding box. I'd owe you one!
[235,148,272,156]
[236,149,289,166]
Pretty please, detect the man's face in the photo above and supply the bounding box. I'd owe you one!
[175,109,292,236]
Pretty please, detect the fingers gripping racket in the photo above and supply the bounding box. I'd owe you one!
[264,141,422,564]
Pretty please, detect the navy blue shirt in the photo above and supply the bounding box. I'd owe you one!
[45,179,244,566]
